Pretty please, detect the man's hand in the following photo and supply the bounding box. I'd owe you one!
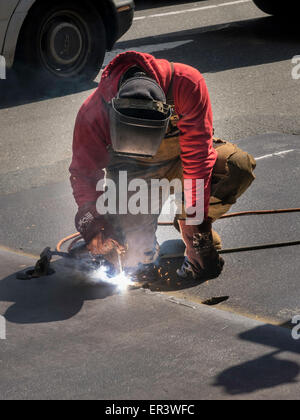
[75,204,126,256]
[87,232,126,256]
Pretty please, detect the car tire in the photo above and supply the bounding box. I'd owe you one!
[252,0,289,16]
[16,0,106,83]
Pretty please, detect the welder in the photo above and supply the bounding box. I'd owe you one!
[70,51,256,281]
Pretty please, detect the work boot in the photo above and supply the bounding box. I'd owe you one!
[176,255,224,281]
[176,257,198,280]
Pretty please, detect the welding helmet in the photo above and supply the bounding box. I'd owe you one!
[109,71,172,158]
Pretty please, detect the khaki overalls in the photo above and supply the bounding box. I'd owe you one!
[106,132,256,268]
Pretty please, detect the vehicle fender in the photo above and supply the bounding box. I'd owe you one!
[2,0,36,68]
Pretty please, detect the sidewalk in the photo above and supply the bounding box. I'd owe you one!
[0,248,299,400]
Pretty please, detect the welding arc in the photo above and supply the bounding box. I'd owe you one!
[56,208,300,254]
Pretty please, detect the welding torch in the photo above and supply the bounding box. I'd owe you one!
[117,249,124,274]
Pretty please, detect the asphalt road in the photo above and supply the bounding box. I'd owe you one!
[1,0,300,195]
[0,0,300,399]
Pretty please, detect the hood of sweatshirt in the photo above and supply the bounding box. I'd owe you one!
[98,51,173,102]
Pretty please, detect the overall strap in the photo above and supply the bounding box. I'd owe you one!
[164,62,180,139]
[166,62,175,106]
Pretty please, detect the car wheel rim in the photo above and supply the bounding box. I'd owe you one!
[39,10,91,78]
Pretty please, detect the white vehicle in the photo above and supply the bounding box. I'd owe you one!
[0,0,134,82]
[252,0,291,16]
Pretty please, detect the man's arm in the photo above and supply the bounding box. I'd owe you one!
[175,67,217,221]
[175,67,223,277]
[69,109,110,244]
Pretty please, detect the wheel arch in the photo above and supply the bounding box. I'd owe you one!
[2,0,37,68]
[3,0,116,68]
[89,0,119,50]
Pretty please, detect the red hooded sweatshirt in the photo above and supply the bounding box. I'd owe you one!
[70,51,217,221]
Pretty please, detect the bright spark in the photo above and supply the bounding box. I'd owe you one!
[89,265,134,292]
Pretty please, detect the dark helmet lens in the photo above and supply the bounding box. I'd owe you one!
[118,108,167,121]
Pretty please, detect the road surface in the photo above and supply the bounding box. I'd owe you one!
[0,0,299,400]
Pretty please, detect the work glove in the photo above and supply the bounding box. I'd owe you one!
[75,203,125,256]
[87,232,125,256]
[178,219,224,279]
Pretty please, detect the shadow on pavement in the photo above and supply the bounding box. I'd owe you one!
[0,69,98,110]
[115,16,300,74]
[0,259,117,324]
[135,0,203,12]
[214,323,300,396]
[0,245,218,324]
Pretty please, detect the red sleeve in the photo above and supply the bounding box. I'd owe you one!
[69,106,109,208]
[175,67,217,220]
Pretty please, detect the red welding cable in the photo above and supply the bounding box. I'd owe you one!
[157,208,300,225]
[219,208,300,218]
[56,208,300,253]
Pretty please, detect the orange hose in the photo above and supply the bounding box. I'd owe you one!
[56,233,81,253]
